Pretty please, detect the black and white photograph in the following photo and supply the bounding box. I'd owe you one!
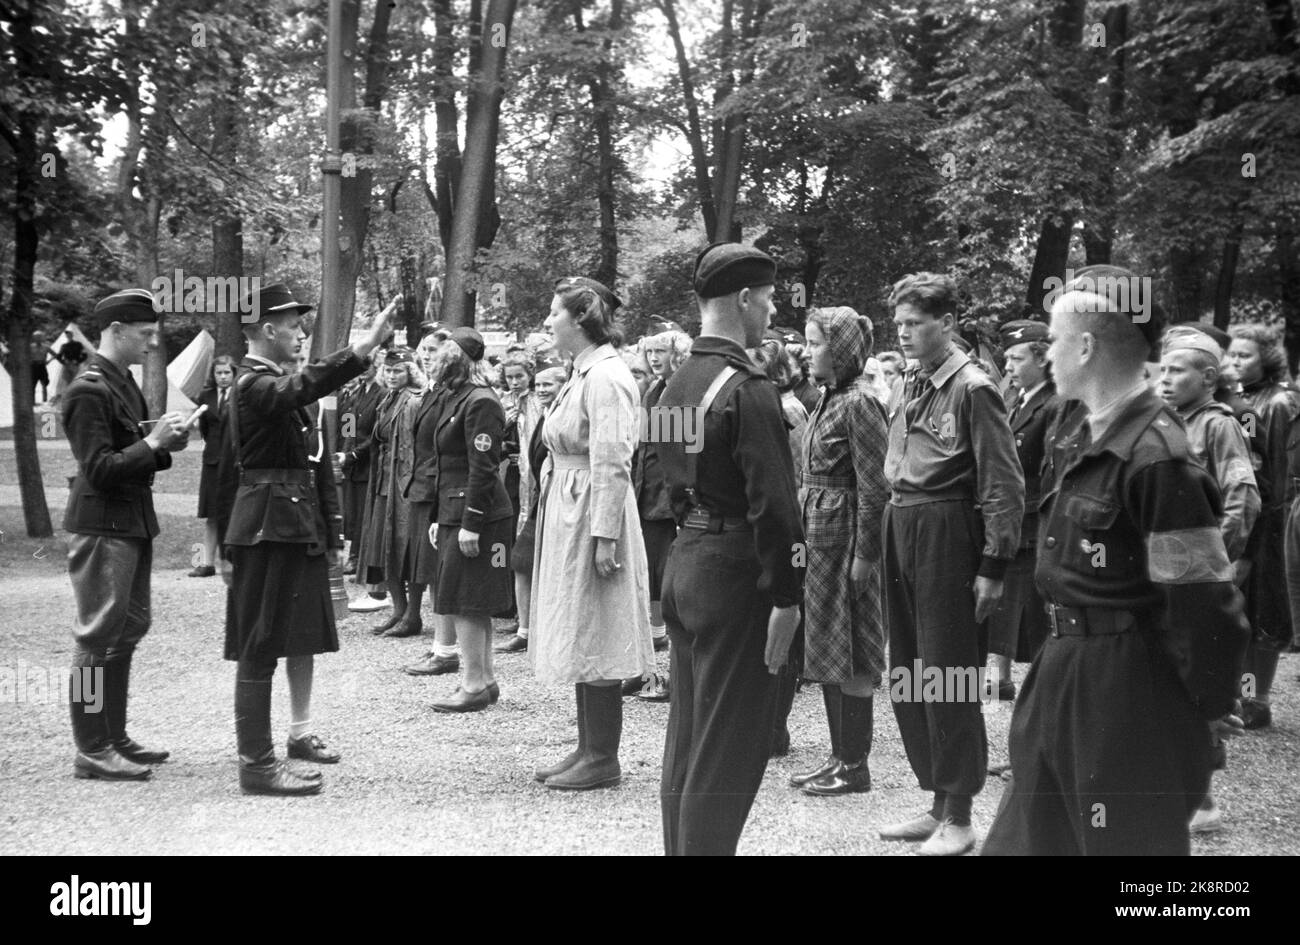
[0,0,1297,890]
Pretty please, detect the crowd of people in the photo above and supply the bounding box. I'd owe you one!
[53,242,1297,856]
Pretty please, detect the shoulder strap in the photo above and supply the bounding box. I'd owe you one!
[685,364,743,502]
[227,369,263,475]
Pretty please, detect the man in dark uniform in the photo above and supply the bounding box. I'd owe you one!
[216,283,393,796]
[878,272,1024,856]
[983,266,1250,855]
[988,319,1060,702]
[62,289,192,780]
[653,242,805,856]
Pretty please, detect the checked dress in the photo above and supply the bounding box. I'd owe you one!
[799,311,890,685]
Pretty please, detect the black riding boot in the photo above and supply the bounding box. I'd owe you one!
[790,684,843,786]
[236,664,320,796]
[104,651,169,764]
[71,653,149,781]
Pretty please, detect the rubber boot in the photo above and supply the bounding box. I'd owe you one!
[803,694,872,795]
[790,684,843,786]
[535,684,586,781]
[71,657,150,781]
[236,674,320,797]
[545,682,622,790]
[104,652,169,764]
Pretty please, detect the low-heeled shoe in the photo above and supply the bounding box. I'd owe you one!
[112,737,170,765]
[432,687,493,713]
[74,748,152,781]
[287,733,341,764]
[239,760,323,796]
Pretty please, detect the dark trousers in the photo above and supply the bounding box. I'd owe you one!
[68,534,152,659]
[983,629,1210,855]
[660,528,777,856]
[883,501,988,798]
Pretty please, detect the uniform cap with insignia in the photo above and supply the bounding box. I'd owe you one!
[692,242,777,299]
[998,319,1048,348]
[781,329,806,347]
[1162,325,1223,361]
[448,326,485,361]
[94,288,161,329]
[240,282,314,322]
[421,319,447,338]
[384,346,415,365]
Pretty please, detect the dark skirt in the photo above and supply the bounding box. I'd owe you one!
[408,500,438,585]
[510,501,539,575]
[224,543,339,662]
[987,546,1049,663]
[197,463,220,518]
[342,476,369,543]
[640,517,678,601]
[434,517,513,616]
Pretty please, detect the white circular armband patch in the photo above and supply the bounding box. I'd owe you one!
[474,433,492,452]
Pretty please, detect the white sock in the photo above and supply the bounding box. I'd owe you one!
[433,642,460,658]
[651,623,667,639]
[518,628,530,640]
[289,719,311,740]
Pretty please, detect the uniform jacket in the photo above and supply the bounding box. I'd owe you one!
[431,383,512,532]
[656,336,805,608]
[1008,380,1061,550]
[632,378,674,522]
[216,349,365,554]
[1036,387,1250,719]
[1179,398,1261,563]
[338,376,384,483]
[197,385,231,467]
[405,386,445,504]
[61,353,171,539]
[885,342,1024,577]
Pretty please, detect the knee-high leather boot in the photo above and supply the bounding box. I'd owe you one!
[71,655,149,781]
[546,682,622,790]
[104,651,169,764]
[790,683,843,786]
[236,669,320,796]
[535,684,586,781]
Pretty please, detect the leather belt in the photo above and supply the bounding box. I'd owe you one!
[1047,604,1138,638]
[240,467,314,487]
[682,507,750,533]
[889,488,974,507]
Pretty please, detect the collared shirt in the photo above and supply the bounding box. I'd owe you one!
[244,353,285,375]
[1083,380,1148,443]
[1018,380,1048,408]
[885,342,1024,574]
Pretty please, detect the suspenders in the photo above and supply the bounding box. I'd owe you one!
[683,364,744,507]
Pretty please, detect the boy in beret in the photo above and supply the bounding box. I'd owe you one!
[216,284,395,796]
[655,242,805,854]
[1159,326,1261,834]
[62,288,193,780]
[986,319,1059,710]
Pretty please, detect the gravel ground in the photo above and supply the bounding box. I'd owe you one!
[2,450,1298,855]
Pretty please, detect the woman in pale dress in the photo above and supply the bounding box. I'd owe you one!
[531,276,654,790]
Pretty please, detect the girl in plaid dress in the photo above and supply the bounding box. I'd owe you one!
[789,306,890,797]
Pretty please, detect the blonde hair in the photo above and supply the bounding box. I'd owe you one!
[430,339,493,390]
[644,330,692,373]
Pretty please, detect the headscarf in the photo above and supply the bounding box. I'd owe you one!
[807,305,872,390]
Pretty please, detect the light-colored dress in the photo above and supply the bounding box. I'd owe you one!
[530,344,654,685]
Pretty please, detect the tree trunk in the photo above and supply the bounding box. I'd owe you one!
[1279,223,1300,372]
[1213,219,1244,329]
[1026,216,1073,316]
[211,53,244,359]
[433,0,462,259]
[660,0,716,238]
[576,0,623,287]
[439,0,518,327]
[3,3,52,537]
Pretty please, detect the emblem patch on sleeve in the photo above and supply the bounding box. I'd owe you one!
[474,433,492,452]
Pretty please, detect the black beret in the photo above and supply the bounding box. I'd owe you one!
[648,316,685,333]
[241,282,313,322]
[449,326,485,362]
[94,289,160,329]
[999,319,1048,347]
[1062,265,1164,352]
[420,319,446,338]
[383,347,414,366]
[693,242,777,299]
